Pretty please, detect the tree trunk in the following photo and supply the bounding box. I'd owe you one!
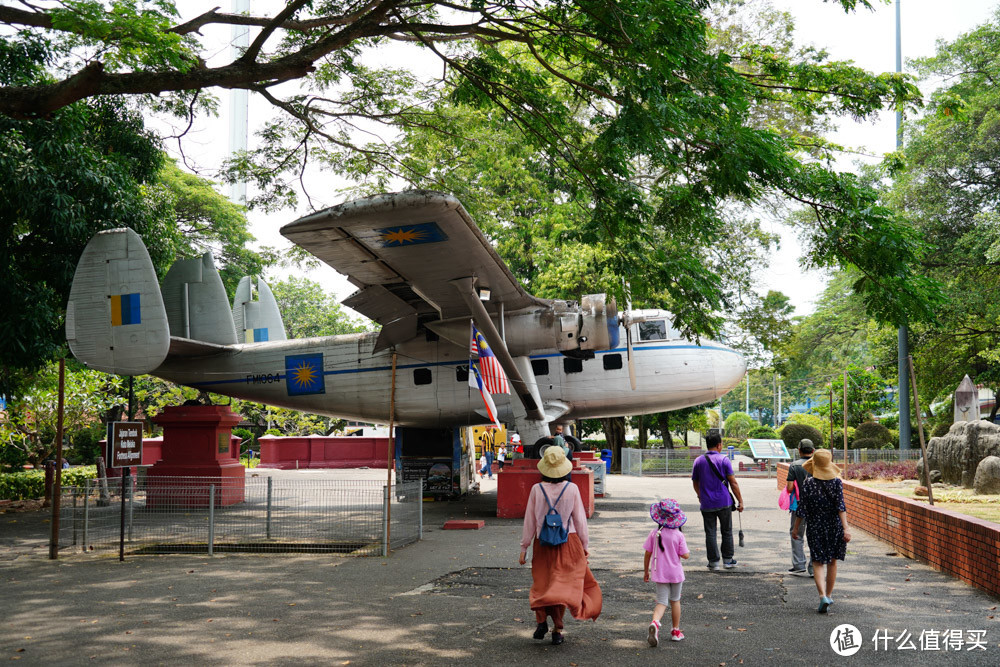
[637,415,647,449]
[600,416,626,472]
[660,414,674,449]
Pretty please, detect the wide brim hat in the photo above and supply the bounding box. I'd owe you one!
[803,448,840,480]
[650,499,687,528]
[538,447,572,478]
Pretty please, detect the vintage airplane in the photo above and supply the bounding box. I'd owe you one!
[65,190,746,448]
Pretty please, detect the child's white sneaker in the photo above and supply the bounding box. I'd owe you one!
[647,620,660,647]
[670,628,685,642]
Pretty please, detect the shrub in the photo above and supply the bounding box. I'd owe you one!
[778,423,823,451]
[723,412,758,439]
[851,438,883,450]
[747,425,779,440]
[829,427,855,448]
[881,414,899,430]
[784,412,826,431]
[854,422,892,446]
[0,466,97,500]
[846,460,918,481]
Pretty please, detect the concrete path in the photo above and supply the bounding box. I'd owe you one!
[2,474,998,665]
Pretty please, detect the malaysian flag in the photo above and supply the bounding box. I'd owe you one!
[469,362,501,428]
[470,324,509,394]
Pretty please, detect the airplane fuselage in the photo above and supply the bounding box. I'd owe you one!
[155,327,745,428]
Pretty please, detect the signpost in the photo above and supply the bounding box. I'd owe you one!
[747,439,791,479]
[109,420,143,561]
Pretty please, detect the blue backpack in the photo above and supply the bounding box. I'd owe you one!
[539,482,573,547]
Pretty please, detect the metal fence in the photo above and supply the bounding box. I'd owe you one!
[55,476,422,557]
[622,447,924,477]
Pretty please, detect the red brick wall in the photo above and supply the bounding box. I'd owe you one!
[777,463,1000,598]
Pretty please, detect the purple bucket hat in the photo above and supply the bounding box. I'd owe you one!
[650,499,687,529]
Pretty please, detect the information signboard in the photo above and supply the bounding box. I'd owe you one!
[109,421,144,468]
[747,439,791,459]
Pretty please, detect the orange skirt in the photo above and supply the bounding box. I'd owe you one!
[529,533,602,621]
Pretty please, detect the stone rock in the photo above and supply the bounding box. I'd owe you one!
[929,469,942,484]
[973,456,1000,495]
[914,486,929,496]
[922,420,1000,485]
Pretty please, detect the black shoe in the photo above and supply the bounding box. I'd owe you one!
[551,631,564,645]
[533,622,548,640]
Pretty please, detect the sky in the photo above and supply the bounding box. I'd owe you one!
[161,0,999,320]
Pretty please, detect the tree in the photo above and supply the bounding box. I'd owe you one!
[0,0,940,339]
[813,364,893,428]
[270,276,373,339]
[884,14,1000,417]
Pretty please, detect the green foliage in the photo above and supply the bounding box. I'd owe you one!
[829,427,856,449]
[747,425,779,440]
[931,422,952,439]
[784,412,827,432]
[854,421,892,446]
[851,437,881,450]
[269,276,372,339]
[778,423,824,451]
[0,465,97,500]
[723,412,758,440]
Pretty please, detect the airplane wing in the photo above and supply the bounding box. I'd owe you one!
[280,191,546,349]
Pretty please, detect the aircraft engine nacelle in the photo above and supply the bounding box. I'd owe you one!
[425,293,619,356]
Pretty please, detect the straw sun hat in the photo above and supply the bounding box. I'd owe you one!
[537,447,573,478]
[803,448,841,481]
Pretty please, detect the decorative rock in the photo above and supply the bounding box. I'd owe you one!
[914,486,929,496]
[929,469,942,484]
[923,421,1000,485]
[973,456,1000,495]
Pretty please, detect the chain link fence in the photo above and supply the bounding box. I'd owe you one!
[55,475,422,557]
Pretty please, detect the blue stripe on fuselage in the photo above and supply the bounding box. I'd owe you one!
[190,343,737,388]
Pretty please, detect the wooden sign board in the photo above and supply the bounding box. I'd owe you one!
[109,421,144,468]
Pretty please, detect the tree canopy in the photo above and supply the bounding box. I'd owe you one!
[0,0,940,340]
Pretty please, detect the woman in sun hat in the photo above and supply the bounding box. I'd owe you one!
[643,499,691,646]
[519,447,602,645]
[791,448,852,613]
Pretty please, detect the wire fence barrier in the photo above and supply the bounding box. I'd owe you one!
[56,476,422,557]
[622,447,924,477]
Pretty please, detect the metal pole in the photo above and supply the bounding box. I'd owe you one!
[72,487,78,546]
[382,485,390,557]
[829,384,835,450]
[49,358,66,559]
[265,476,273,539]
[387,352,397,550]
[745,373,749,413]
[895,0,912,451]
[208,484,216,555]
[418,480,423,540]
[907,356,934,505]
[82,480,90,553]
[843,370,849,472]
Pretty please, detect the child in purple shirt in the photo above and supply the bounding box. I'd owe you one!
[643,499,690,646]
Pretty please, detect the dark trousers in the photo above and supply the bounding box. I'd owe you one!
[701,507,734,565]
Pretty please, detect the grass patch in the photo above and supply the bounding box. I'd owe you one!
[856,479,1000,524]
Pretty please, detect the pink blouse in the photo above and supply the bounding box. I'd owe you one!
[520,481,589,551]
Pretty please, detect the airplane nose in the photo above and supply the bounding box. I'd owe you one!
[713,343,747,398]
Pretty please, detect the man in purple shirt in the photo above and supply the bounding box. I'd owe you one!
[691,433,745,570]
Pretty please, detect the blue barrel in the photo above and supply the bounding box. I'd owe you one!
[600,449,613,473]
[727,445,735,460]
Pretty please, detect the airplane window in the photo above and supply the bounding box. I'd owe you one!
[603,353,623,370]
[638,320,667,341]
[413,368,432,385]
[564,358,583,374]
[531,359,549,376]
[456,365,469,382]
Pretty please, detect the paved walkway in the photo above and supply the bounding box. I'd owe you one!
[2,474,998,665]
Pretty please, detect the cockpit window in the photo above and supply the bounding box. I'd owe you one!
[638,320,668,341]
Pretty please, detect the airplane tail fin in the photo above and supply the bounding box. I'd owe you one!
[66,228,171,375]
[162,253,238,345]
[233,276,287,342]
